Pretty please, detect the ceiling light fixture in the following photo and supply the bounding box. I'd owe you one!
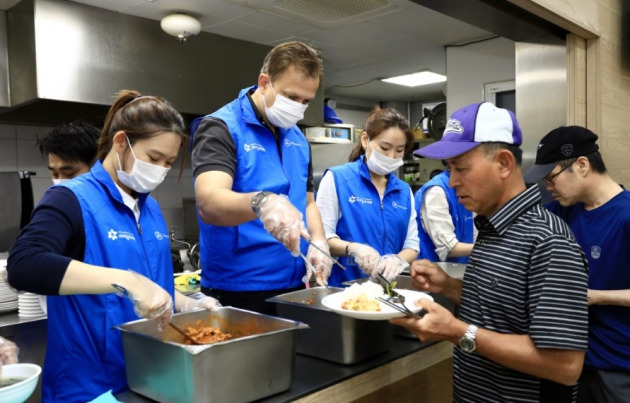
[160,13,201,43]
[381,71,447,87]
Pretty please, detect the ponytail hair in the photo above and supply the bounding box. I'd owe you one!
[97,89,188,175]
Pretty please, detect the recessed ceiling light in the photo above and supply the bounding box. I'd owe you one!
[381,71,446,87]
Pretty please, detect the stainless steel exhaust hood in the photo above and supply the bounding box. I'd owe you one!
[0,0,271,126]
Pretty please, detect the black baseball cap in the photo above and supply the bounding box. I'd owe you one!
[523,126,599,184]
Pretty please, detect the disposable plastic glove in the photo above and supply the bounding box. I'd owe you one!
[378,254,410,281]
[257,193,308,257]
[0,336,18,375]
[179,294,221,312]
[305,240,333,286]
[114,270,173,331]
[348,243,381,276]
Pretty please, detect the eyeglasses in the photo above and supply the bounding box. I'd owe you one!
[543,164,572,185]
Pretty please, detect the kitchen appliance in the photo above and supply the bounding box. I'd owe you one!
[116,307,308,403]
[423,102,447,140]
[267,287,394,364]
[0,171,35,252]
[304,123,354,143]
[310,139,356,191]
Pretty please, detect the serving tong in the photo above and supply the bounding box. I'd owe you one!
[303,237,348,271]
[377,296,424,319]
[372,273,424,319]
[300,253,328,289]
[373,272,405,303]
[300,237,348,288]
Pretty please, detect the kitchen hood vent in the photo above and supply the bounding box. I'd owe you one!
[231,0,398,28]
[0,0,271,126]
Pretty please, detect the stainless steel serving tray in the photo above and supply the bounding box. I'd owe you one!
[267,287,394,365]
[116,307,308,403]
[403,261,467,279]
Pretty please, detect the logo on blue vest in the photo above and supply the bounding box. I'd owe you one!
[155,231,169,240]
[391,201,407,210]
[108,229,136,242]
[284,139,302,147]
[244,143,266,152]
[348,195,372,205]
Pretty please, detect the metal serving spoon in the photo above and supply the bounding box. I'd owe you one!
[168,322,200,345]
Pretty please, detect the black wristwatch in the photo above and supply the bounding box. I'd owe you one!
[459,324,478,353]
[251,191,272,215]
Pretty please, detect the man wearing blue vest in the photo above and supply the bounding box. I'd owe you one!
[190,41,332,315]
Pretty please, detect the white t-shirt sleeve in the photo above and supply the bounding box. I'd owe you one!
[420,186,458,261]
[315,170,341,240]
[404,187,420,252]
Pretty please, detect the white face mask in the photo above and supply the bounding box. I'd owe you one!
[52,178,70,185]
[262,81,308,129]
[366,138,404,175]
[116,136,170,194]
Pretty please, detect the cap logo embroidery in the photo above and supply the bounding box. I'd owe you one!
[560,144,574,156]
[444,118,463,134]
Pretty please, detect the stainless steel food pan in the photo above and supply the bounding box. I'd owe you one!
[403,261,467,279]
[267,287,394,365]
[116,307,308,403]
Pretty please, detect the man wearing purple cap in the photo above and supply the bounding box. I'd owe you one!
[524,126,630,403]
[391,102,589,402]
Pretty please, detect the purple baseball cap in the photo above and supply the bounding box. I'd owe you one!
[414,102,523,159]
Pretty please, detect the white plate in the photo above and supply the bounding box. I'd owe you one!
[321,289,433,320]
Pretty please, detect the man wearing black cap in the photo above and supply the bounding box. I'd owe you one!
[524,126,630,403]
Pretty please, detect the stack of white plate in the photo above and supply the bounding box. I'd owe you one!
[18,292,46,318]
[0,259,18,313]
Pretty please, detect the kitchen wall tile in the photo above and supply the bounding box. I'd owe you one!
[15,125,55,142]
[0,139,18,169]
[154,177,195,209]
[168,154,193,179]
[161,208,185,240]
[31,177,52,203]
[0,124,17,140]
[8,124,193,231]
[17,139,47,176]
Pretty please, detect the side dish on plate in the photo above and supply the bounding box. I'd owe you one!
[340,282,385,312]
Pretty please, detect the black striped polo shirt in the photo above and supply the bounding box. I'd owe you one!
[454,185,589,402]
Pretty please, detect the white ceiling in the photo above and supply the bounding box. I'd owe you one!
[1,0,495,103]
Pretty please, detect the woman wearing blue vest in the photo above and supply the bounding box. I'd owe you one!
[7,90,219,402]
[316,107,419,287]
[414,169,476,263]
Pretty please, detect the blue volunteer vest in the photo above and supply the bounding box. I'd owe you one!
[190,87,309,291]
[43,161,174,402]
[414,170,474,263]
[328,158,412,286]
